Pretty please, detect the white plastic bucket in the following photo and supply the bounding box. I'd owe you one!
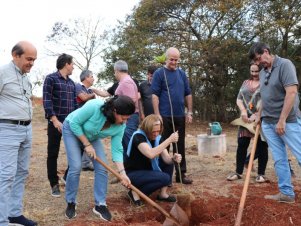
[197,134,226,157]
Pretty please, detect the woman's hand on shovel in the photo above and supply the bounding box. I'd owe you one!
[85,145,96,159]
[120,171,131,188]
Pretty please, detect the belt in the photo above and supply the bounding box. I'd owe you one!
[0,119,31,126]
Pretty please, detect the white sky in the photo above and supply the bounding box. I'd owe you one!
[0,0,140,96]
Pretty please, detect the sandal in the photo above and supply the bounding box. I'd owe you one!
[226,173,242,181]
[127,190,144,207]
[156,195,177,202]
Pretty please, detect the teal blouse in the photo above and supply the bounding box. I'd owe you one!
[66,99,125,162]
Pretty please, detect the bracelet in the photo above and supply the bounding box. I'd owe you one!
[119,169,125,174]
[187,111,193,116]
[83,143,91,148]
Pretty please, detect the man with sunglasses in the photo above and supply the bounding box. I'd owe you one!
[248,42,301,204]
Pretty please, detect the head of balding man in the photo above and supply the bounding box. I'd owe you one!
[12,41,37,74]
[165,47,180,71]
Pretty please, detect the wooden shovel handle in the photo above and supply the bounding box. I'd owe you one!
[95,157,180,225]
[235,124,260,226]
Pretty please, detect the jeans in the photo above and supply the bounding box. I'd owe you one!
[162,116,186,177]
[81,152,93,168]
[47,121,62,187]
[126,158,174,196]
[62,121,108,205]
[262,119,301,197]
[122,113,139,156]
[0,123,32,226]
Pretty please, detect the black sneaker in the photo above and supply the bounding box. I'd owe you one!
[8,215,38,226]
[93,205,112,221]
[65,202,77,219]
[51,184,61,197]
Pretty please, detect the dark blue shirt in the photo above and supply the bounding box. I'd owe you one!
[151,67,191,117]
[43,71,78,122]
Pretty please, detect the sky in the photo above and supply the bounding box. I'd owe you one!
[0,0,140,96]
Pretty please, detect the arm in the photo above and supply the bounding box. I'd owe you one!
[77,92,95,102]
[185,94,193,123]
[236,99,248,123]
[277,85,298,135]
[137,91,145,120]
[137,131,178,159]
[152,94,160,115]
[160,149,182,164]
[91,87,111,97]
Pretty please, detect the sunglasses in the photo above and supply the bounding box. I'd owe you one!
[264,72,271,85]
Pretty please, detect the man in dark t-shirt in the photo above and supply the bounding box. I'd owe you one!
[139,65,157,119]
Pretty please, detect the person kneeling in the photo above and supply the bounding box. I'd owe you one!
[124,114,181,207]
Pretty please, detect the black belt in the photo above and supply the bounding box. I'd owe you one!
[0,119,31,126]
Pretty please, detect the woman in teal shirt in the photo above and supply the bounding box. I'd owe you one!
[62,95,135,221]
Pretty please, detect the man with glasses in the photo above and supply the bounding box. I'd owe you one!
[0,41,38,226]
[248,42,301,203]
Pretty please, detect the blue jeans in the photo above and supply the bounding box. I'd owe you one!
[0,123,32,226]
[262,119,301,197]
[62,121,108,205]
[126,158,174,196]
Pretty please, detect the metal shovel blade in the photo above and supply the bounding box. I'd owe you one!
[163,203,189,226]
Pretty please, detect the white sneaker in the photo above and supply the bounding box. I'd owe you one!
[255,175,266,183]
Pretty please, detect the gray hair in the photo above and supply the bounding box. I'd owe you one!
[80,69,92,82]
[114,60,128,72]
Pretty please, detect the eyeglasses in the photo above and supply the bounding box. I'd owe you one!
[251,70,259,73]
[264,72,271,85]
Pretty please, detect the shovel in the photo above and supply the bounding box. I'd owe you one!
[234,124,260,226]
[95,156,189,226]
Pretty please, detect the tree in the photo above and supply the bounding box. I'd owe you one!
[46,17,108,71]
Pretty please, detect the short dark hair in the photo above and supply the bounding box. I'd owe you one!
[80,69,92,82]
[248,42,271,60]
[56,53,73,70]
[147,65,157,74]
[11,43,24,56]
[102,95,135,123]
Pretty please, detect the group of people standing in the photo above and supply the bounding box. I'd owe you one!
[0,41,193,225]
[228,42,301,204]
[1,40,301,226]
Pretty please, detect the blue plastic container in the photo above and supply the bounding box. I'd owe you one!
[210,122,222,135]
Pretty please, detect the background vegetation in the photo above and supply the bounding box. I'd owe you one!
[47,0,301,122]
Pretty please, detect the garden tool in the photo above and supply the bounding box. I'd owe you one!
[234,124,260,226]
[95,156,189,226]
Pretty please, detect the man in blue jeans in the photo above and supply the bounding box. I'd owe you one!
[249,42,301,203]
[0,41,38,226]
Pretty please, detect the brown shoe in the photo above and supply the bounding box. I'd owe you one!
[264,192,295,203]
[176,176,193,184]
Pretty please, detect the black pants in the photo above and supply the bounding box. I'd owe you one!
[47,121,62,187]
[162,116,186,177]
[236,136,268,175]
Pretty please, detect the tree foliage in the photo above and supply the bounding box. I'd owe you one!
[100,0,301,121]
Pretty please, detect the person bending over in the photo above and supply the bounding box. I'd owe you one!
[62,95,135,221]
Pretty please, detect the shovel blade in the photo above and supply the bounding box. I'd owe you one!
[163,203,189,226]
